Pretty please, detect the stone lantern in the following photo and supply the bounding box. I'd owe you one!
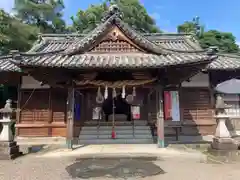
[211,95,238,150]
[0,99,22,160]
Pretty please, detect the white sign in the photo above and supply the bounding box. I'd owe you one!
[170,91,180,122]
[92,107,102,120]
[131,106,140,119]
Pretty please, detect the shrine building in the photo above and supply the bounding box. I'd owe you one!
[1,5,240,147]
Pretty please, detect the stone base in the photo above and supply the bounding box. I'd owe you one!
[0,141,23,160]
[211,137,238,150]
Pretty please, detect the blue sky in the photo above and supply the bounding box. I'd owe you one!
[1,0,240,43]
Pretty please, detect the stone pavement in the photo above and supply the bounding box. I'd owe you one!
[0,144,240,180]
[36,144,206,160]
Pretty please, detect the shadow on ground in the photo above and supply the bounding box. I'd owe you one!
[66,157,165,179]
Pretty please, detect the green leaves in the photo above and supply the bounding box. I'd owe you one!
[199,30,239,53]
[71,0,161,33]
[14,0,66,33]
[177,19,239,53]
[0,10,39,54]
[1,1,239,55]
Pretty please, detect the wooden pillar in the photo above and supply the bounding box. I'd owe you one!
[66,87,74,149]
[156,86,164,148]
[15,84,21,137]
[48,88,53,136]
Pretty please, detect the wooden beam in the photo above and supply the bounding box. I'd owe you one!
[66,86,74,149]
[15,123,66,128]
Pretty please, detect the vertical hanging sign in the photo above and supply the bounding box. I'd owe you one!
[92,107,101,120]
[164,91,180,121]
[164,91,172,120]
[131,106,140,120]
[170,91,180,122]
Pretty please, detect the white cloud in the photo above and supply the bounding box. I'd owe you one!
[0,0,14,13]
[236,42,240,46]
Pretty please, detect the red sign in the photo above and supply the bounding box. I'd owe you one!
[164,91,172,120]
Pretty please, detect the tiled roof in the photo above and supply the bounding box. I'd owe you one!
[207,54,240,70]
[16,52,213,69]
[0,34,207,71]
[148,33,202,51]
[63,14,205,55]
[25,32,201,53]
[0,55,20,72]
[0,5,215,71]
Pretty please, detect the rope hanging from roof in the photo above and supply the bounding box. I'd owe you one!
[74,78,157,88]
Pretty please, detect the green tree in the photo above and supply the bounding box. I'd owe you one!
[0,10,39,54]
[14,0,66,33]
[178,21,196,34]
[177,18,239,53]
[71,0,160,33]
[199,30,239,53]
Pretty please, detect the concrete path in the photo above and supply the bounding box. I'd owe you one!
[35,144,205,160]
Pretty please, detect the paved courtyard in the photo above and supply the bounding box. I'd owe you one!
[0,144,240,180]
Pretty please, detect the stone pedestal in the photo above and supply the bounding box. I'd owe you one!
[211,114,238,150]
[211,137,238,150]
[0,99,22,160]
[0,141,22,160]
[214,116,231,138]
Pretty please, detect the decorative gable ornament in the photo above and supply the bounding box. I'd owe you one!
[101,4,123,22]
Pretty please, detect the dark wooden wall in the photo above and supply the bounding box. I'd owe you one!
[149,87,216,136]
[15,87,216,137]
[16,88,67,137]
[180,88,216,135]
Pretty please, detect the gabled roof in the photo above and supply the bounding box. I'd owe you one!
[63,14,205,55]
[1,5,216,71]
[0,32,211,71]
[27,32,203,53]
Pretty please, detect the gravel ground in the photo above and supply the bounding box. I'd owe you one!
[0,147,240,180]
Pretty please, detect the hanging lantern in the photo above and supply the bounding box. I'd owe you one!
[126,94,134,104]
[104,86,108,99]
[112,88,117,98]
[122,85,126,98]
[132,87,136,97]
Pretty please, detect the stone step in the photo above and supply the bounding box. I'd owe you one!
[75,139,154,144]
[79,134,153,140]
[80,129,151,135]
[84,121,148,126]
[81,126,151,131]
